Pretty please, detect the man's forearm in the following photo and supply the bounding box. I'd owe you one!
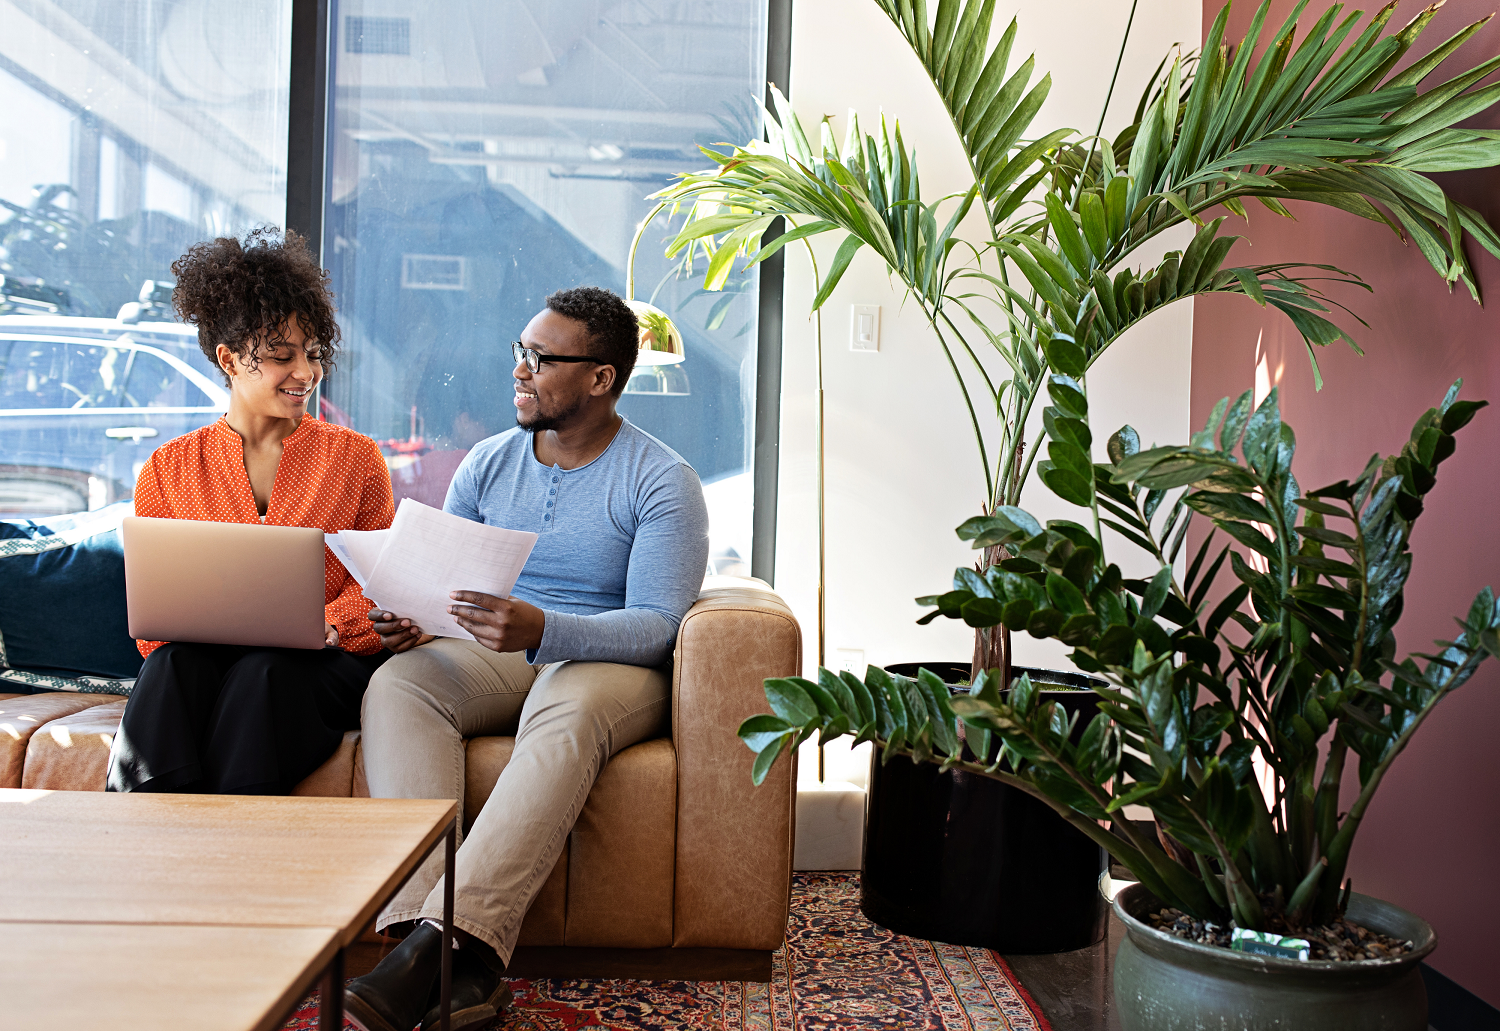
[531,607,681,667]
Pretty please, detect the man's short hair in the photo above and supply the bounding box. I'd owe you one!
[544,287,639,397]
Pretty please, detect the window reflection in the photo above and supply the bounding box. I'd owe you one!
[0,0,290,517]
[323,0,767,573]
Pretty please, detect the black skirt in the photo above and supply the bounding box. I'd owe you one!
[106,642,388,795]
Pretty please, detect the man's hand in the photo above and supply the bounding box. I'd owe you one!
[448,591,545,654]
[369,608,435,654]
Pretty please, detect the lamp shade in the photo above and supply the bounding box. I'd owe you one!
[623,363,690,396]
[625,299,685,366]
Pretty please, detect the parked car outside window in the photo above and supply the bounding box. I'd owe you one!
[0,314,227,518]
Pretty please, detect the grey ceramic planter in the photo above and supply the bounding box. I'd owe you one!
[1112,882,1437,1031]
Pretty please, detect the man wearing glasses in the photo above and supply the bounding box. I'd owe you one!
[346,286,709,1031]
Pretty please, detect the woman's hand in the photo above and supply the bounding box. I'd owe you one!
[325,623,340,648]
[448,591,545,654]
[369,609,435,653]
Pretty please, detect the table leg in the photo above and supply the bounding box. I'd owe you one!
[441,820,454,1031]
[319,946,345,1031]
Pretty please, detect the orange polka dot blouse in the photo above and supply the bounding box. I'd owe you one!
[132,415,394,657]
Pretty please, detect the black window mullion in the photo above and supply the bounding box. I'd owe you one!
[752,0,793,586]
[285,0,331,263]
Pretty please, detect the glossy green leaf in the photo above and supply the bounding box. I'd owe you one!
[751,735,790,786]
[764,678,818,725]
[738,714,793,753]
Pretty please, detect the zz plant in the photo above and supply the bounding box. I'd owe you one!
[739,381,1498,930]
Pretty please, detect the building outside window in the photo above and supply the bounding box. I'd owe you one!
[0,0,292,517]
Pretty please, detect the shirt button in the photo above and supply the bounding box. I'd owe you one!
[551,476,559,483]
[543,514,551,521]
[545,501,553,507]
[548,488,556,495]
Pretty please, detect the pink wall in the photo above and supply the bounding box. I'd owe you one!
[1192,0,1500,1001]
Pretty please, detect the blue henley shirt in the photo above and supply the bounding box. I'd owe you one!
[442,418,709,668]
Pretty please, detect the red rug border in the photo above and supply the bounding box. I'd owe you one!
[989,953,1054,1031]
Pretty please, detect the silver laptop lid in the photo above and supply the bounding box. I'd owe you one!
[122,516,327,650]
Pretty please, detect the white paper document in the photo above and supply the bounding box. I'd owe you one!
[326,499,538,641]
[323,528,390,589]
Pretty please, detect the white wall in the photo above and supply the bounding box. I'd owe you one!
[775,0,1203,723]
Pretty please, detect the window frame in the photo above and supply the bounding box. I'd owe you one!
[282,0,793,585]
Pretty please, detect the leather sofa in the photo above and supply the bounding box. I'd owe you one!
[1,576,800,978]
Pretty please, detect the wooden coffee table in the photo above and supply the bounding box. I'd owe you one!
[0,789,459,1031]
[2,922,342,1031]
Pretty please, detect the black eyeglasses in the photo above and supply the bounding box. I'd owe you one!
[511,341,606,373]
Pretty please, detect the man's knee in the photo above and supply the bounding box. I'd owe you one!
[519,664,668,750]
[361,651,439,724]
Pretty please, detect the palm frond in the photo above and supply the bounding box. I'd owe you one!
[644,0,1500,512]
[871,0,1063,230]
[1091,1,1500,300]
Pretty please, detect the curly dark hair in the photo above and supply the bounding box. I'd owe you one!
[545,286,639,397]
[171,227,340,384]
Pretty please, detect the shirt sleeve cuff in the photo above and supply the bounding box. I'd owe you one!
[528,608,574,664]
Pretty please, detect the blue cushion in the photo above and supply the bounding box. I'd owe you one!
[0,503,141,693]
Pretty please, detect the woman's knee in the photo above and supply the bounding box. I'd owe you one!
[140,642,213,679]
[219,649,317,698]
[129,643,223,706]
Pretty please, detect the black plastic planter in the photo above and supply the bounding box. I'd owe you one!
[859,661,1109,953]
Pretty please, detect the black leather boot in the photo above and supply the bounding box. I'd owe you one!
[419,943,511,1031]
[345,922,445,1031]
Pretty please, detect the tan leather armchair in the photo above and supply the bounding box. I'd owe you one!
[6,576,801,977]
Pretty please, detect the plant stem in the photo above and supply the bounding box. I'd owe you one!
[1347,495,1371,672]
[937,309,1000,408]
[930,314,994,502]
[1322,648,1487,905]
[1073,0,1140,211]
[1079,373,1105,551]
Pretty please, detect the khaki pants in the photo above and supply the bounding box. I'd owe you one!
[359,639,669,963]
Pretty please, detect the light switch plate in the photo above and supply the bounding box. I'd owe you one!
[850,304,880,352]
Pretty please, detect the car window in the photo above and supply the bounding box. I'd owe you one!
[123,349,210,407]
[65,343,131,408]
[126,330,220,385]
[0,341,69,408]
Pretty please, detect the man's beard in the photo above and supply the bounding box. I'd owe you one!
[518,392,587,433]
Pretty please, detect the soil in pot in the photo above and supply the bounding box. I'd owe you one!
[1148,905,1416,961]
[1112,881,1436,1031]
[859,661,1108,953]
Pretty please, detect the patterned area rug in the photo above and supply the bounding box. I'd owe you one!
[283,872,1051,1031]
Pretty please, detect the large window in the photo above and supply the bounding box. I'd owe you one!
[0,0,291,517]
[322,1,769,574]
[0,0,774,566]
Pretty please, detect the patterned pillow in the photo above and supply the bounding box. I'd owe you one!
[0,503,140,695]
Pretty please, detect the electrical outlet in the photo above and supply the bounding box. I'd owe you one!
[850,304,880,351]
[835,647,866,674]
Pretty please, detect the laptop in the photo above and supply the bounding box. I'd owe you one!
[121,516,327,650]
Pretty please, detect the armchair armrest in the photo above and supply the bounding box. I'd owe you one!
[670,576,801,949]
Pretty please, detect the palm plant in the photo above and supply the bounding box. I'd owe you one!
[651,0,1500,674]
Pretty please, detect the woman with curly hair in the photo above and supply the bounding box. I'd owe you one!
[106,227,394,795]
